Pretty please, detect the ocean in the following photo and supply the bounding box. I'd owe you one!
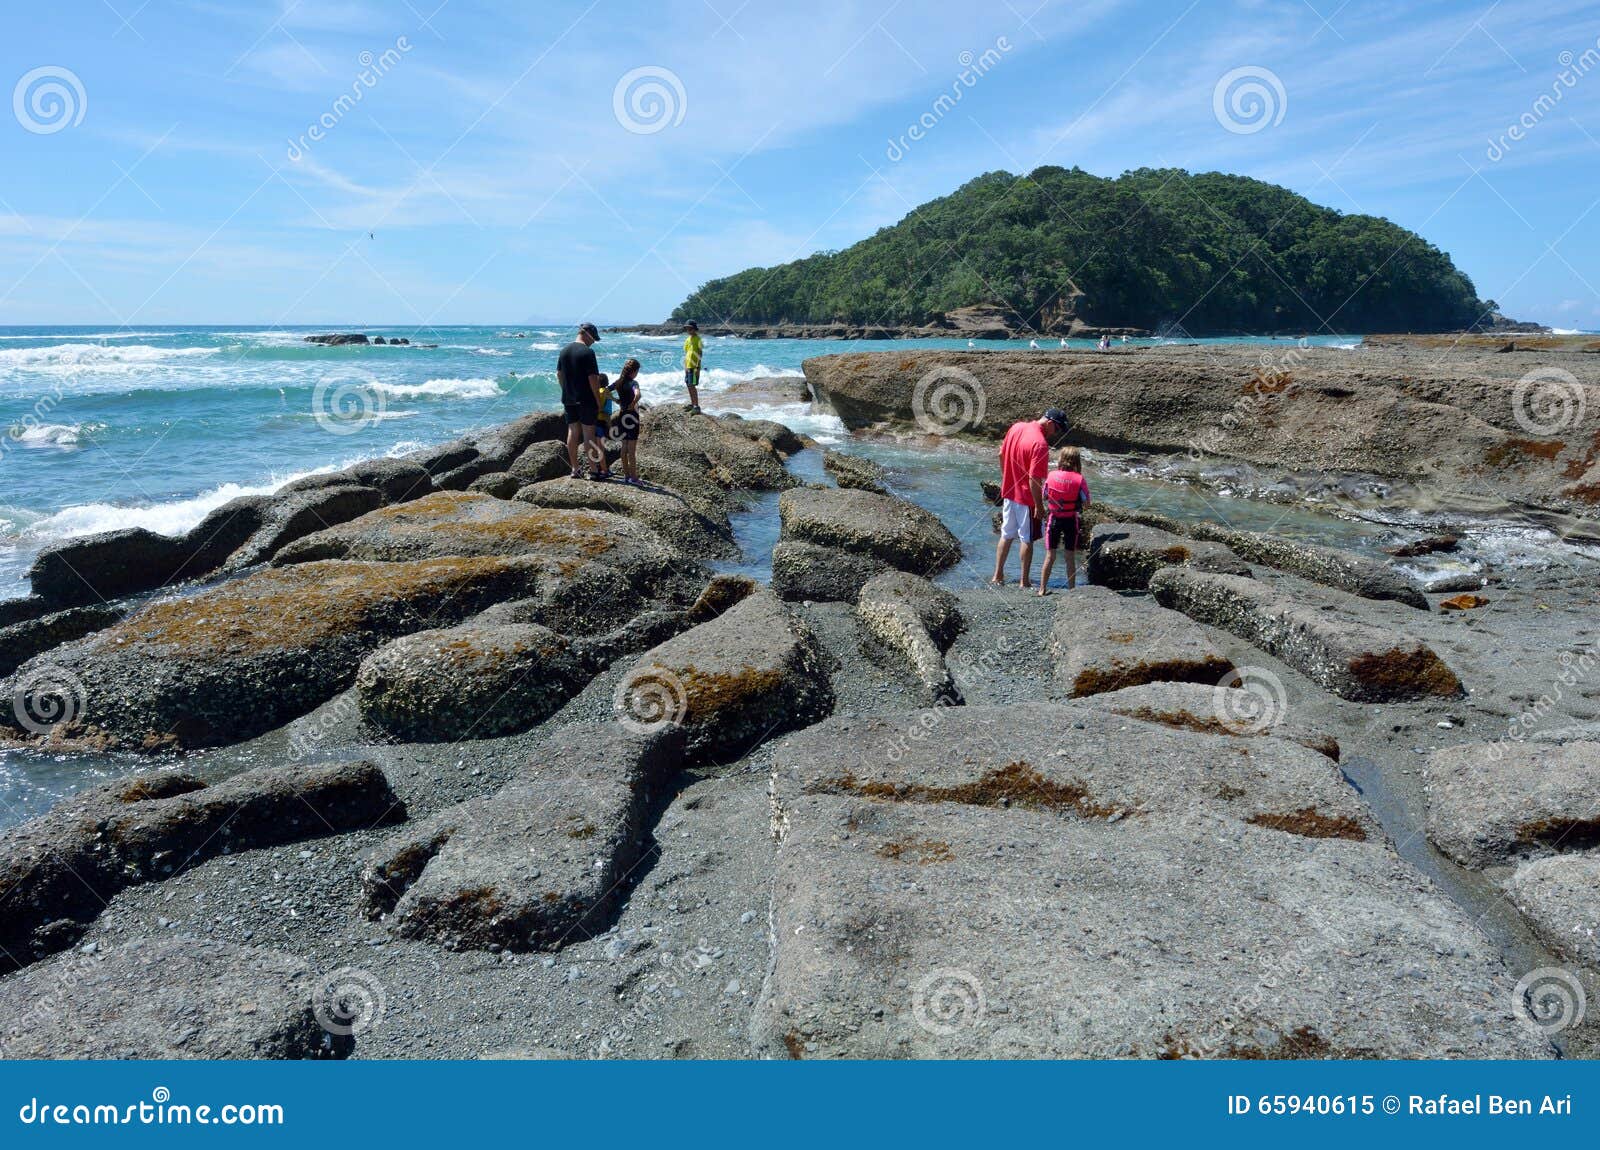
[0,324,1370,600]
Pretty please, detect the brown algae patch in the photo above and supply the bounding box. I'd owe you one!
[811,760,1131,820]
[1346,648,1462,698]
[1247,807,1367,841]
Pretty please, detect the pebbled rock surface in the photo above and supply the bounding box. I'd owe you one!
[361,724,682,952]
[1506,854,1600,967]
[1151,567,1461,702]
[0,937,342,1059]
[1050,586,1234,697]
[857,571,964,703]
[1087,522,1251,590]
[0,761,402,969]
[1075,680,1340,760]
[515,476,736,558]
[617,591,833,763]
[1424,740,1600,869]
[357,621,592,742]
[758,704,1544,1059]
[822,449,888,493]
[779,486,960,575]
[771,540,888,603]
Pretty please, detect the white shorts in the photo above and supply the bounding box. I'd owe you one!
[999,499,1034,541]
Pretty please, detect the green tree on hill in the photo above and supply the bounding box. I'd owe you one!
[671,167,1484,333]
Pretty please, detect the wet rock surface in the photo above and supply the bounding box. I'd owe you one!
[1087,522,1250,589]
[779,486,960,576]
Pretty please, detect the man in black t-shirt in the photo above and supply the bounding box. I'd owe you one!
[557,322,607,479]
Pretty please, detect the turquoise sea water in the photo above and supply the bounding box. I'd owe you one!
[0,324,1366,600]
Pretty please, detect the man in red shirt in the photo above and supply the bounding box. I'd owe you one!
[993,408,1069,589]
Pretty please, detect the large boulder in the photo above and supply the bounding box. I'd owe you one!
[1507,855,1600,966]
[356,621,590,741]
[823,449,888,493]
[514,476,736,558]
[0,938,343,1059]
[638,406,795,492]
[362,724,682,952]
[3,557,556,750]
[25,485,386,606]
[509,439,573,484]
[617,591,833,763]
[1087,522,1250,590]
[1187,524,1428,610]
[857,571,962,703]
[0,604,119,677]
[1151,567,1461,702]
[757,705,1549,1060]
[1423,740,1600,868]
[1089,502,1428,609]
[280,457,435,505]
[466,411,566,468]
[779,486,960,575]
[1050,587,1233,697]
[771,540,888,603]
[0,761,402,969]
[272,491,673,571]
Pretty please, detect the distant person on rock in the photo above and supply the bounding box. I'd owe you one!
[558,322,608,481]
[1038,445,1090,596]
[683,320,703,412]
[992,407,1069,590]
[614,357,643,485]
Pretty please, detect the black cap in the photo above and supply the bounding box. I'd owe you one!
[579,322,600,341]
[684,320,698,331]
[1043,407,1069,429]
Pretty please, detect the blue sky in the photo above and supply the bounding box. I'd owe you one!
[1,0,1598,327]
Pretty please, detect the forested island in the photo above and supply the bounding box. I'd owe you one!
[668,167,1494,336]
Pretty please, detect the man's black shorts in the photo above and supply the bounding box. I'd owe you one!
[563,401,598,427]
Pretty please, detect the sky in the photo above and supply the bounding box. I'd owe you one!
[1,0,1598,328]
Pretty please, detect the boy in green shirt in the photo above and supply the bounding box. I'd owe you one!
[683,320,703,412]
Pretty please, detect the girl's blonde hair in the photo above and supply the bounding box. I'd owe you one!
[1056,446,1081,471]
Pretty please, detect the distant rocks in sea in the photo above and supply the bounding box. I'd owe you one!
[303,333,413,346]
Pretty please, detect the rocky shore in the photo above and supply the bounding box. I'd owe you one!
[802,340,1600,538]
[1,395,1597,1061]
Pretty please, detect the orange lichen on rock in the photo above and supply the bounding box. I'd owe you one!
[875,838,956,864]
[1439,593,1489,612]
[100,556,528,657]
